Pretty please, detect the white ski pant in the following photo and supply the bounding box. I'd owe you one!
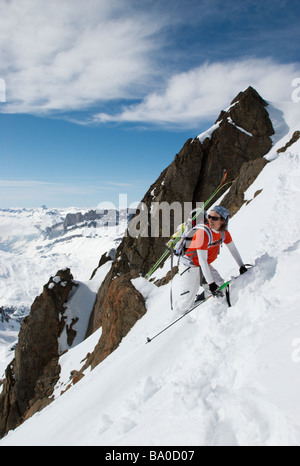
[174,261,224,313]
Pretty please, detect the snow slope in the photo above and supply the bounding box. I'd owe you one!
[1,102,300,446]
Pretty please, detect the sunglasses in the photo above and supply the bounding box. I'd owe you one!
[208,215,222,221]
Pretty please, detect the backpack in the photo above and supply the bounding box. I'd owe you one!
[174,224,226,259]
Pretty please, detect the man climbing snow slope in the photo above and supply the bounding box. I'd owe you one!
[175,205,247,313]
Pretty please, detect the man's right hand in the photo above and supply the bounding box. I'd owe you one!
[209,282,224,298]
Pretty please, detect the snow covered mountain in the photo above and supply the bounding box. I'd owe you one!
[1,98,300,446]
[0,207,129,376]
[0,206,129,307]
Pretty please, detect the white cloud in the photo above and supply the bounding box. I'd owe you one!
[0,0,163,114]
[95,58,300,128]
[1,1,300,129]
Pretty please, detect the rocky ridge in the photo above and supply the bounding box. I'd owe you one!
[85,86,274,355]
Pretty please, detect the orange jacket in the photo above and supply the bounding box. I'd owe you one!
[185,226,232,266]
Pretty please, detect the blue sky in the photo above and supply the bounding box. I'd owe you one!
[0,0,300,208]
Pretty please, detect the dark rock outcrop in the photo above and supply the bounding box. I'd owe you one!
[90,248,116,280]
[0,269,76,438]
[221,157,269,215]
[277,130,300,153]
[83,274,146,370]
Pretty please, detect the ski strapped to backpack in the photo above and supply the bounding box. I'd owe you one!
[145,171,233,280]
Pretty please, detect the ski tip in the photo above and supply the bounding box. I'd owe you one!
[221,170,227,183]
[146,337,152,344]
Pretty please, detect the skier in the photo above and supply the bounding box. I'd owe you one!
[175,205,247,313]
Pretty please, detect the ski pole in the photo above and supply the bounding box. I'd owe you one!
[146,280,230,344]
[146,265,253,343]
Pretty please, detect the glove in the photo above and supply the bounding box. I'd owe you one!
[239,265,248,275]
[209,282,223,298]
